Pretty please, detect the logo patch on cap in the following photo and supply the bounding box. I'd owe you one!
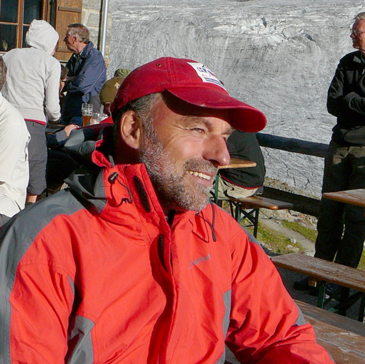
[188,62,226,90]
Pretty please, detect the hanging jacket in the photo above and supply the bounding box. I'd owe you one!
[0,126,334,364]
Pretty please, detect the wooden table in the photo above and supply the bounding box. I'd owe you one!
[271,253,365,321]
[218,158,256,169]
[225,299,365,364]
[296,300,365,364]
[323,189,365,208]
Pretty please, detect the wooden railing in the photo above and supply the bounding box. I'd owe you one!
[256,133,328,217]
[256,133,328,158]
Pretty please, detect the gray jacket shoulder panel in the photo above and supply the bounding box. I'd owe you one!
[0,190,85,363]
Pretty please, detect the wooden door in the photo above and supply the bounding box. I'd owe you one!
[51,0,82,61]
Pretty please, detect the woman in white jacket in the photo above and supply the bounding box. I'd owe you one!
[2,19,61,203]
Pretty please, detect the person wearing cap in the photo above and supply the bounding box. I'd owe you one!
[0,57,334,363]
[2,19,61,204]
[99,73,129,119]
[114,68,131,78]
[61,23,106,126]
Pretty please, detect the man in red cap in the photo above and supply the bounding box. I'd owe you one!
[0,57,334,363]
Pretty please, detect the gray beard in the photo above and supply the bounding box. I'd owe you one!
[139,132,216,212]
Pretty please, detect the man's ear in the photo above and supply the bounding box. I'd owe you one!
[119,110,142,150]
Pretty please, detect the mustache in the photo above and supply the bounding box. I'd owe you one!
[184,159,218,175]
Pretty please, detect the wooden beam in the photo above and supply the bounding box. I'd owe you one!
[256,133,328,158]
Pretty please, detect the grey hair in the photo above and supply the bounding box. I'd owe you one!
[112,93,161,152]
[355,12,365,21]
[0,57,7,91]
[67,23,89,43]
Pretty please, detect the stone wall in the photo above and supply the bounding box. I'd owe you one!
[81,0,112,66]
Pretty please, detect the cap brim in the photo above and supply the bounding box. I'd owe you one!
[166,87,267,132]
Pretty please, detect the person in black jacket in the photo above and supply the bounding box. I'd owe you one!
[295,12,365,291]
[215,131,265,200]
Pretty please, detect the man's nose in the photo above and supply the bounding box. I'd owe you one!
[203,135,231,167]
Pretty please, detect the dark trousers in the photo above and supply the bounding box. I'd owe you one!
[25,121,47,195]
[315,140,365,268]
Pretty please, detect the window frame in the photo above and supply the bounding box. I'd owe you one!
[0,0,49,52]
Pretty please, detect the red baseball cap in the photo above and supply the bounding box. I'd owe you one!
[111,57,266,132]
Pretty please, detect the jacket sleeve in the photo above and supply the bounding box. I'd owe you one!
[45,61,62,122]
[327,60,365,120]
[0,115,28,183]
[65,50,106,97]
[0,221,75,363]
[46,129,68,149]
[226,233,335,364]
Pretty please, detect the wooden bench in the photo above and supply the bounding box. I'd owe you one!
[224,300,365,364]
[213,158,294,237]
[226,195,294,237]
[271,253,365,321]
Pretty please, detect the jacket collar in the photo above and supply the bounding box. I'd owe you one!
[65,125,216,243]
[79,41,94,59]
[352,50,365,65]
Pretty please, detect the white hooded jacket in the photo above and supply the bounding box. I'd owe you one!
[2,20,61,124]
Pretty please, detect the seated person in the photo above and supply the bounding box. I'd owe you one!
[0,58,30,227]
[99,74,129,120]
[60,23,106,126]
[113,68,131,78]
[46,124,79,189]
[215,131,265,200]
[0,57,334,363]
[45,75,123,188]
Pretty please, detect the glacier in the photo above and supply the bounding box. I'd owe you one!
[109,0,365,197]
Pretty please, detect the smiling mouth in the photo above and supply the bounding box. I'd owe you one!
[188,171,212,181]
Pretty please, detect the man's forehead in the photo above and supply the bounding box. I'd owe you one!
[354,19,365,27]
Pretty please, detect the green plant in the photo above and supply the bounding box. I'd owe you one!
[358,251,365,271]
[242,222,306,255]
[281,220,317,243]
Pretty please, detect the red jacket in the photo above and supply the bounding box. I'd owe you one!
[0,127,334,363]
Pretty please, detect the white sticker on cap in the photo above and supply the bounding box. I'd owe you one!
[188,62,226,90]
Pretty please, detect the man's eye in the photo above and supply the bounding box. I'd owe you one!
[192,128,205,133]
